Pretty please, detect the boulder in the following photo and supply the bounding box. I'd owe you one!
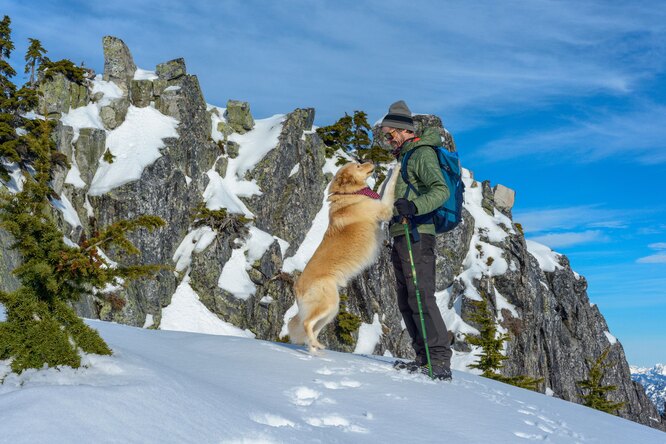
[156,58,186,81]
[74,128,106,185]
[130,79,153,107]
[37,73,73,118]
[102,36,137,91]
[226,141,240,159]
[225,100,255,134]
[494,184,516,215]
[100,97,130,130]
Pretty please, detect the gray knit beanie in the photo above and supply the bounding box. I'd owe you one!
[381,100,415,132]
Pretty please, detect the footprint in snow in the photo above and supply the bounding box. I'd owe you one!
[304,415,368,433]
[250,412,296,428]
[314,378,362,390]
[315,366,353,376]
[286,386,321,406]
[513,431,547,440]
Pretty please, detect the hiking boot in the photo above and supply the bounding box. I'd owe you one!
[393,355,428,373]
[393,359,420,372]
[421,363,452,381]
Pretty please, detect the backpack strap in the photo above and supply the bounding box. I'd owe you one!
[396,146,435,242]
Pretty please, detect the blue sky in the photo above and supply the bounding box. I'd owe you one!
[4,0,665,365]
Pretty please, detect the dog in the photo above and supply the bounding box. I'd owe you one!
[288,161,401,353]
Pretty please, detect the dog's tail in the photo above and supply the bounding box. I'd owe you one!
[287,310,306,345]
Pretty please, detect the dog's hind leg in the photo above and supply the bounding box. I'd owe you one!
[303,282,339,354]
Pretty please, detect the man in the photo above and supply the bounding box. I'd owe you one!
[381,100,453,381]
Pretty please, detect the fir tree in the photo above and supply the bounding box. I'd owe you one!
[24,38,47,88]
[465,297,542,391]
[0,18,166,373]
[316,110,393,189]
[39,58,86,85]
[577,347,626,415]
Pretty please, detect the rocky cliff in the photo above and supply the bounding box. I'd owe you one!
[1,36,663,432]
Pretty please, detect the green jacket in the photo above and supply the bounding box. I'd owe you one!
[390,127,450,238]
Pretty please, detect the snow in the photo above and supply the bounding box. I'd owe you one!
[288,163,300,177]
[64,160,86,188]
[604,330,618,345]
[526,239,564,272]
[88,106,179,195]
[217,227,276,300]
[133,67,159,80]
[227,114,286,177]
[1,161,24,192]
[50,194,82,229]
[462,171,514,243]
[172,226,217,273]
[161,276,254,338]
[353,314,383,355]
[218,247,256,300]
[1,320,663,443]
[204,114,286,218]
[142,313,154,329]
[91,75,123,106]
[202,167,255,216]
[282,186,331,273]
[164,85,181,92]
[280,302,299,338]
[60,103,105,142]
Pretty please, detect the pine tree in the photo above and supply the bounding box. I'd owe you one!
[316,110,393,189]
[577,347,626,415]
[465,297,542,391]
[0,18,166,373]
[24,38,47,88]
[466,298,510,376]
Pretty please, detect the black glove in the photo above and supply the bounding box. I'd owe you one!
[394,198,417,217]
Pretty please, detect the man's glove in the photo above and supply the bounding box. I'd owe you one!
[394,198,417,217]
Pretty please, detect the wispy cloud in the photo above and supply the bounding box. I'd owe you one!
[513,205,627,234]
[529,230,608,248]
[472,103,666,165]
[637,242,666,263]
[4,0,666,126]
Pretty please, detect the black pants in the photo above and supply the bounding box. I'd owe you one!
[391,233,452,368]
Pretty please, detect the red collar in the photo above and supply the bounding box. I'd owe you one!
[331,187,380,200]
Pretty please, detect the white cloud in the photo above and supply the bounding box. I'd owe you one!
[513,205,625,234]
[637,254,666,264]
[529,230,607,248]
[636,243,666,263]
[5,0,666,128]
[473,103,666,164]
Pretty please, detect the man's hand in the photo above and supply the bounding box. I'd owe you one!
[394,198,417,217]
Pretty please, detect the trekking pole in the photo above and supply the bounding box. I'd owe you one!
[402,218,433,379]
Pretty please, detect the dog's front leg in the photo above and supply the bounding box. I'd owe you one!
[378,163,401,220]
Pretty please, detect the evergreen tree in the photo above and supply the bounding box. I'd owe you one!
[316,110,393,189]
[465,297,542,391]
[24,38,47,88]
[0,18,166,373]
[577,347,626,415]
[39,58,86,85]
[466,298,510,376]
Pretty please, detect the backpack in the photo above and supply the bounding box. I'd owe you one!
[400,145,464,234]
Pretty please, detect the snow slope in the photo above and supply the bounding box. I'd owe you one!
[0,321,663,443]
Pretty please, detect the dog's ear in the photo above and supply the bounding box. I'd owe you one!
[335,169,355,187]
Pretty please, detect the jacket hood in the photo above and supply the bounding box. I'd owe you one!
[400,127,442,156]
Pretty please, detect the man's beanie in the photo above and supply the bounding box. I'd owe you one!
[381,100,415,132]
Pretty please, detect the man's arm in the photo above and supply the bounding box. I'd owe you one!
[411,148,449,215]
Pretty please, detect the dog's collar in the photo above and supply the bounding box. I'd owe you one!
[331,187,380,200]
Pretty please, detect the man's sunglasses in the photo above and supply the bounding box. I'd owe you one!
[383,129,397,141]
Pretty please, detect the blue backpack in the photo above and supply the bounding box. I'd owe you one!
[400,145,464,234]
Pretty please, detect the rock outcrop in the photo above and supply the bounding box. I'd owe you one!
[1,36,663,432]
